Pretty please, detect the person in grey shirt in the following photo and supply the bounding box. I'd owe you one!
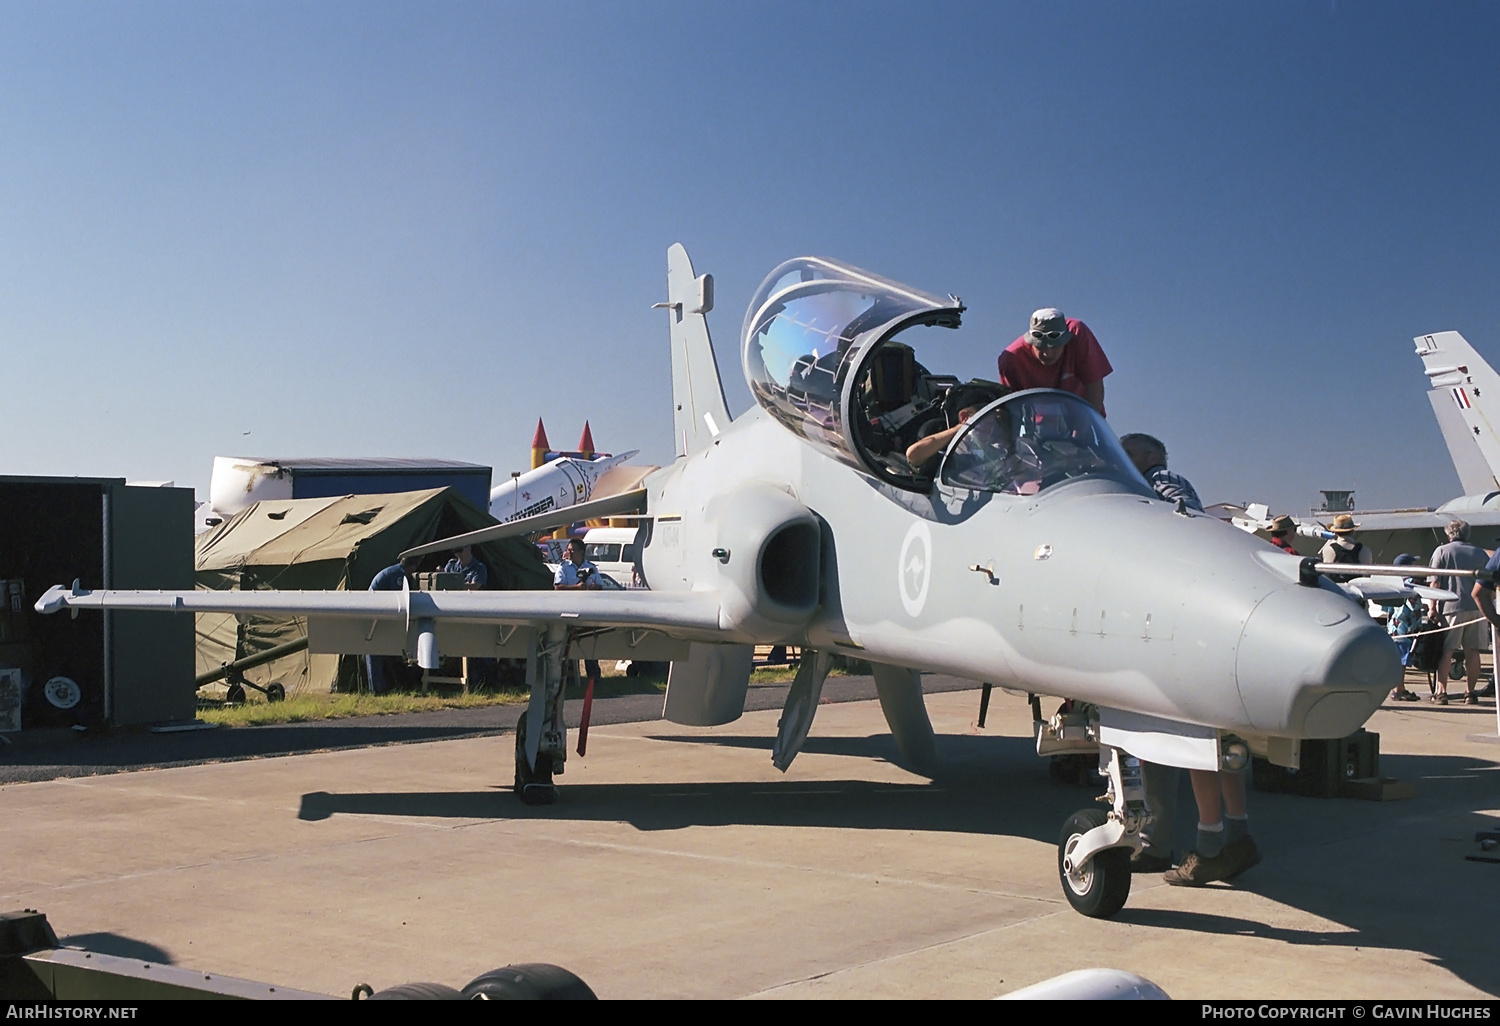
[1427,520,1491,704]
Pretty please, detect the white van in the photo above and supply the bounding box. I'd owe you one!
[582,527,642,587]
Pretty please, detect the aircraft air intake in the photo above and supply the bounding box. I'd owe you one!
[703,485,821,638]
[760,521,820,609]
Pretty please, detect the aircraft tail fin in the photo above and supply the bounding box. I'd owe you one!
[1415,331,1500,495]
[664,244,732,458]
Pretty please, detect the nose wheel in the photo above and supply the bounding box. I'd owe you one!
[1058,807,1132,918]
[1054,745,1149,918]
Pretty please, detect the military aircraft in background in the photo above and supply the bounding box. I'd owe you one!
[38,245,1410,918]
[1232,331,1500,564]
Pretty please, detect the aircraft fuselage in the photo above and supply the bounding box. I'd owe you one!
[642,408,1399,743]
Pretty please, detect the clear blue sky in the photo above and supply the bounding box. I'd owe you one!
[3,2,1496,513]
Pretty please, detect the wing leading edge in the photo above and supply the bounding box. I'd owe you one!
[35,584,727,659]
[36,583,719,628]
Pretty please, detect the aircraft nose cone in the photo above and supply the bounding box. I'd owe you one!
[1235,585,1402,737]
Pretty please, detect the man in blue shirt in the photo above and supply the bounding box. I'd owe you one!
[441,545,492,687]
[365,555,420,694]
[554,538,601,590]
[555,538,602,682]
[369,556,419,592]
[444,545,488,589]
[1119,433,1203,511]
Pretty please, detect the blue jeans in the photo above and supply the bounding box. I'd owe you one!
[365,655,401,695]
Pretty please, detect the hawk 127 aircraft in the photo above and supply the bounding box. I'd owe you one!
[38,245,1405,917]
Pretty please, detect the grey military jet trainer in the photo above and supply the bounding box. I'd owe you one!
[38,245,1404,917]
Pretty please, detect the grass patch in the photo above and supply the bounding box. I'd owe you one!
[198,690,528,728]
[197,659,857,728]
[748,663,860,684]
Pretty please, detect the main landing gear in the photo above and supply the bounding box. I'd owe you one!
[515,624,569,806]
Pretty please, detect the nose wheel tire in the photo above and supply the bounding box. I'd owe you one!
[1058,807,1131,918]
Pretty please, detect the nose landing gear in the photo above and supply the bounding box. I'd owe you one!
[1056,746,1149,918]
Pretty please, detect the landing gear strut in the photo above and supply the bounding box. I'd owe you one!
[515,624,569,805]
[1056,746,1148,918]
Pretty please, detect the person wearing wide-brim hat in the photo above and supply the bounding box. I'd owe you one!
[1318,513,1373,577]
[1267,514,1299,556]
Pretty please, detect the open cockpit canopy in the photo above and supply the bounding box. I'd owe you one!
[741,257,984,490]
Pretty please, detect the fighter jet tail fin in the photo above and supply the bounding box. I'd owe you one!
[1415,331,1500,495]
[664,244,733,458]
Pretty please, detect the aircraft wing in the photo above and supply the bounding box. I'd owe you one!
[35,583,724,635]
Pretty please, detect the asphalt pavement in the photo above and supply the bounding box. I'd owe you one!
[2,684,1495,999]
[0,674,983,784]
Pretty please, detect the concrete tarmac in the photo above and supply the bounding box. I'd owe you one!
[1,683,1496,999]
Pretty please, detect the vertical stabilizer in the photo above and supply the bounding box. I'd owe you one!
[1415,331,1500,495]
[664,244,732,458]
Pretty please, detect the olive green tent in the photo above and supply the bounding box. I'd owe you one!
[195,487,551,695]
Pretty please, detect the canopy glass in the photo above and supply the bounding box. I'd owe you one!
[741,256,962,483]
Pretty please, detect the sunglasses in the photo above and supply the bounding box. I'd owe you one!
[1029,328,1067,342]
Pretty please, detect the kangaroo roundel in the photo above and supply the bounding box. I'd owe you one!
[898,521,932,617]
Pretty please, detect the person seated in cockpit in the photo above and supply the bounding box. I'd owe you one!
[905,402,983,476]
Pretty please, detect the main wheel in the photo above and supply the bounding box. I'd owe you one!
[462,964,597,1000]
[367,982,464,1000]
[513,711,557,805]
[225,682,246,704]
[1058,807,1131,918]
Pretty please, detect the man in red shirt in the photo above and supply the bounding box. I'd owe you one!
[997,308,1112,417]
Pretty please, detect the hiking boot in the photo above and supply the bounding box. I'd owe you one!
[1220,836,1262,879]
[1131,850,1173,874]
[1163,850,1233,887]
